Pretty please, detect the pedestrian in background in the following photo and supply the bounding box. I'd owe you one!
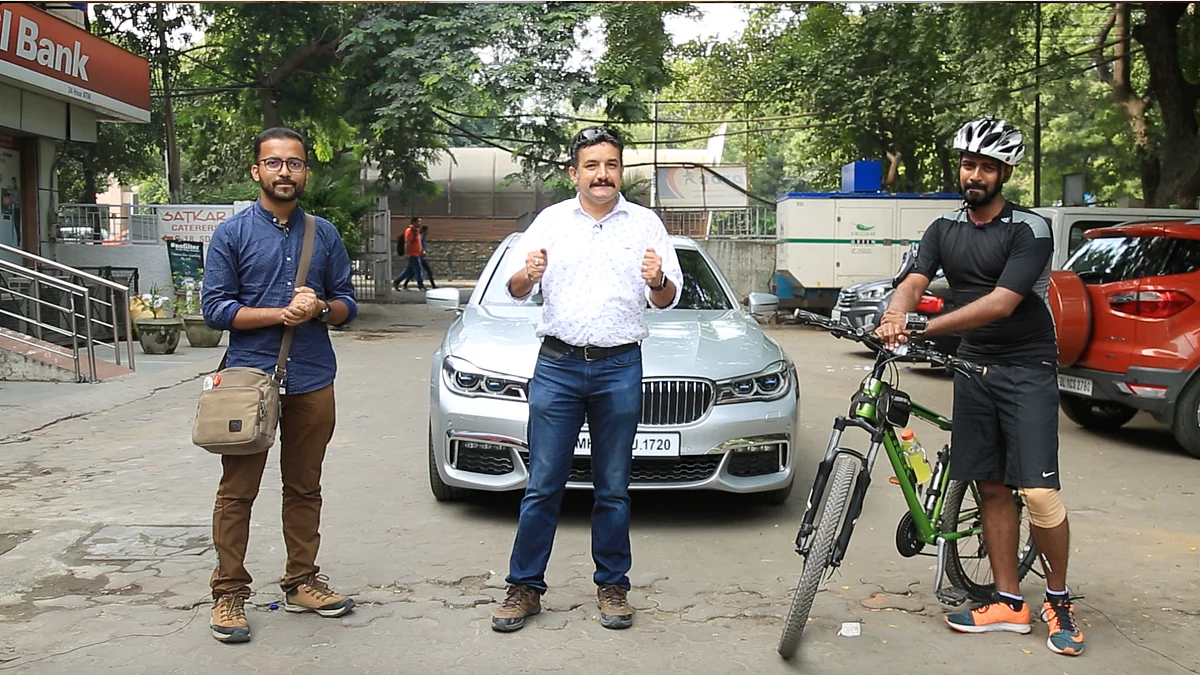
[393,216,425,291]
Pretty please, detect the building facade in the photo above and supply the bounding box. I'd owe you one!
[0,2,150,263]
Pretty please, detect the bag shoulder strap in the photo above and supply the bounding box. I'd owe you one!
[274,214,318,381]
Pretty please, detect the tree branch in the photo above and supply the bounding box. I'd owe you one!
[1092,5,1117,86]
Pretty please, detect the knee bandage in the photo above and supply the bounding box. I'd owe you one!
[1018,487,1067,529]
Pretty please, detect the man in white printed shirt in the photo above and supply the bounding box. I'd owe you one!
[492,126,683,633]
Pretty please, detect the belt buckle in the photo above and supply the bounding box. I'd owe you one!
[582,345,598,361]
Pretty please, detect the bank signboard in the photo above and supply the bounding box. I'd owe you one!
[0,4,151,122]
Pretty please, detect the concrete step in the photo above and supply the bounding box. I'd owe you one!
[0,326,132,382]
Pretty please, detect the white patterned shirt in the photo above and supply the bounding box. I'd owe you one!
[505,194,683,348]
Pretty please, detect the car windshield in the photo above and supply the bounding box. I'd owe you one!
[479,244,734,310]
[1065,234,1200,284]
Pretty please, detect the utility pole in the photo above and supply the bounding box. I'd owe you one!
[1033,2,1042,206]
[651,99,659,209]
[158,4,182,204]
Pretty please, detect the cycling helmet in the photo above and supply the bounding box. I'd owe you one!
[952,115,1025,166]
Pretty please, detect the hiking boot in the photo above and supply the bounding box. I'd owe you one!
[945,594,1031,634]
[1041,596,1085,656]
[597,584,633,630]
[491,584,541,632]
[283,574,355,618]
[210,591,252,643]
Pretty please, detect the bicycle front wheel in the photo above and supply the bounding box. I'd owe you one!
[939,480,1039,603]
[778,454,857,660]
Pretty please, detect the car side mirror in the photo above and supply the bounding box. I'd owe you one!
[747,292,779,317]
[892,242,920,290]
[425,287,461,311]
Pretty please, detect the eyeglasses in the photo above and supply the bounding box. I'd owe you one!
[258,157,307,173]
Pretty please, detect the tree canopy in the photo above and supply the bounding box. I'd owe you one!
[63,1,1200,218]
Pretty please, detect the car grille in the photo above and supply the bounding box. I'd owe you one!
[641,379,714,426]
[836,289,857,309]
[727,445,786,477]
[519,454,722,484]
[452,442,514,475]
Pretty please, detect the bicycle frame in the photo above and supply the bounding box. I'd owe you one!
[793,347,983,570]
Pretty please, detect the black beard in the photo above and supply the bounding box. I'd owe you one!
[263,181,301,202]
[962,182,1001,208]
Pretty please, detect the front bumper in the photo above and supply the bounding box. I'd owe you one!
[429,387,798,494]
[1057,365,1192,423]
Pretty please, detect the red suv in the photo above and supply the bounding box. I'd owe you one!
[1050,220,1200,458]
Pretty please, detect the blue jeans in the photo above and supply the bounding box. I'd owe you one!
[393,256,424,288]
[506,344,643,594]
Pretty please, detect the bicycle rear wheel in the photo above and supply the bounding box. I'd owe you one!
[939,480,1039,603]
[778,454,857,660]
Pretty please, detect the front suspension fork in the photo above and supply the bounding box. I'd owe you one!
[794,416,880,563]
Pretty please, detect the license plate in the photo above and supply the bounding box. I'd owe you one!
[1057,374,1093,397]
[831,308,843,323]
[575,432,680,458]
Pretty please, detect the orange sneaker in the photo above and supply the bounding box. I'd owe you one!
[945,594,1032,634]
[1041,596,1085,656]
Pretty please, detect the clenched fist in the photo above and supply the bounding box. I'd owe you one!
[642,248,664,288]
[525,248,547,283]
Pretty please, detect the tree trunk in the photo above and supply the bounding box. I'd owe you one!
[1138,4,1200,208]
[158,5,182,204]
[259,88,282,129]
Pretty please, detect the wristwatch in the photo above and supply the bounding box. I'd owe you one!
[650,272,667,292]
[316,299,332,323]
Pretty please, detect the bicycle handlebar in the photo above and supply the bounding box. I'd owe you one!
[794,310,987,377]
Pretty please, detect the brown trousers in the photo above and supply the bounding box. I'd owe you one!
[210,384,336,597]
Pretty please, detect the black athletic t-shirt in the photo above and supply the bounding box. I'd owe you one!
[913,202,1057,367]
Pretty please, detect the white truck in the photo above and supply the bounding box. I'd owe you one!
[773,195,1200,312]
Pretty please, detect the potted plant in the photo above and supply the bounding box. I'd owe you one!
[172,270,223,348]
[132,283,183,355]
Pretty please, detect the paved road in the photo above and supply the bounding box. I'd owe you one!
[0,304,1196,674]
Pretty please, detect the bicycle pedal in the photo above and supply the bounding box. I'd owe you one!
[935,587,970,607]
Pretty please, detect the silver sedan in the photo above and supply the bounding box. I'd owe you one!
[423,233,800,504]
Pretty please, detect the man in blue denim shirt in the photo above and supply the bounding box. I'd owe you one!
[201,127,358,644]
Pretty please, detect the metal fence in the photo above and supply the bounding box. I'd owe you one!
[656,206,775,239]
[351,209,392,302]
[53,203,163,244]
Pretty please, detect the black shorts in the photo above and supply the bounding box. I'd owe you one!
[950,364,1060,489]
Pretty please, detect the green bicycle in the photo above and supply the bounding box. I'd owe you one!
[777,310,1040,660]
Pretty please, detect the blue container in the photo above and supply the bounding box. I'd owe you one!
[841,161,883,193]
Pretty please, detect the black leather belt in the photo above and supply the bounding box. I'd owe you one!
[541,335,638,362]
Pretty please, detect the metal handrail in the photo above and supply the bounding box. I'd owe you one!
[0,243,136,379]
[0,259,89,381]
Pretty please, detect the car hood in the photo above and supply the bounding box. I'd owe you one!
[845,278,892,294]
[443,305,788,380]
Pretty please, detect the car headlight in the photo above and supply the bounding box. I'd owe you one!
[716,361,794,404]
[442,356,527,401]
[858,286,888,301]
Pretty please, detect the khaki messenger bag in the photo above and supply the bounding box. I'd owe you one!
[191,214,316,455]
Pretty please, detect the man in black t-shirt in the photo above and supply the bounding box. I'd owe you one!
[876,115,1085,657]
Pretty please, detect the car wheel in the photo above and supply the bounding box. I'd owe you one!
[1170,377,1200,459]
[1059,394,1138,431]
[749,476,794,505]
[429,425,468,502]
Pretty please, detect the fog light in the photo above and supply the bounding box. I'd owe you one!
[1127,383,1168,399]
